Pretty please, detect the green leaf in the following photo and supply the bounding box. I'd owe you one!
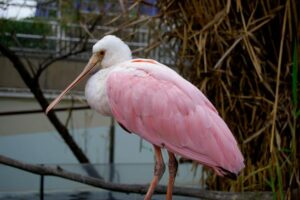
[296,109,300,117]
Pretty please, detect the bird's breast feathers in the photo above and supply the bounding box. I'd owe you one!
[85,67,113,115]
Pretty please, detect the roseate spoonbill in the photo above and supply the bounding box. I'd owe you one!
[46,35,244,200]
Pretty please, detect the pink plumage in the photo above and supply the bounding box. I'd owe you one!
[106,59,244,178]
[46,35,245,199]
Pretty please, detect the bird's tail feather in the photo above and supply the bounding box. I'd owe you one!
[217,166,238,180]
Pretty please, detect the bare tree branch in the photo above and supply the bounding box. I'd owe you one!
[35,47,86,79]
[11,33,36,76]
[0,154,275,200]
[36,14,103,78]
[0,14,106,179]
[0,42,101,179]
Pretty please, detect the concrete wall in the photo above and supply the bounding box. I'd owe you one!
[0,96,110,135]
[0,56,88,91]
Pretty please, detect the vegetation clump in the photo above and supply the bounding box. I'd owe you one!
[155,0,299,198]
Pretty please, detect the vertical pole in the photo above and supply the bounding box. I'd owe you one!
[108,117,115,185]
[109,117,115,164]
[40,175,44,200]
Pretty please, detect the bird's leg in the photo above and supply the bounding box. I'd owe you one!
[144,145,165,200]
[166,151,178,200]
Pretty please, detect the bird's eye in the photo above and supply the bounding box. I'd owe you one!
[99,51,105,56]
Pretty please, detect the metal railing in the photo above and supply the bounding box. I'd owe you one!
[1,19,177,66]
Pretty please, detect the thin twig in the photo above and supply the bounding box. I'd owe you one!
[270,0,289,153]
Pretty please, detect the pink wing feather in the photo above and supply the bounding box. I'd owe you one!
[106,60,244,176]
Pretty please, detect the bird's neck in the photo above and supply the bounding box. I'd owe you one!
[85,67,114,116]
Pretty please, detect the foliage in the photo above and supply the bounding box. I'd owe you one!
[155,0,299,198]
[0,18,53,49]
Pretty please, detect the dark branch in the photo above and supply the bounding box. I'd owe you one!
[36,43,87,78]
[11,33,36,76]
[36,14,103,78]
[0,43,101,179]
[0,106,90,116]
[0,14,104,178]
[0,154,274,200]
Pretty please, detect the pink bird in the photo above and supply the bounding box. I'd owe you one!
[46,35,244,200]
